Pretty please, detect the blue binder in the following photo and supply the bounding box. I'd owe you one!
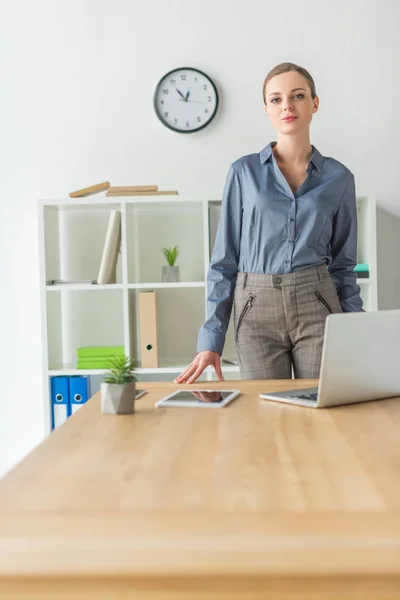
[50,376,70,430]
[69,376,90,414]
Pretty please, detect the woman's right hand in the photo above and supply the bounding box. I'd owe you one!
[174,351,224,384]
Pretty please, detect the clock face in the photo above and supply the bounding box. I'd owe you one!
[153,67,219,133]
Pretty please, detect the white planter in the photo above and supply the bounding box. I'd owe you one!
[162,265,180,283]
[100,381,136,414]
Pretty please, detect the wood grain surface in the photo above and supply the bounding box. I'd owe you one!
[1,380,399,598]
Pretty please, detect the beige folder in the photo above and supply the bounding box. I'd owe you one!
[138,291,159,368]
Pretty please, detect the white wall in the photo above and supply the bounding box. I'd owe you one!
[1,0,400,477]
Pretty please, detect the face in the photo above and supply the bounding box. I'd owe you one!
[264,71,319,133]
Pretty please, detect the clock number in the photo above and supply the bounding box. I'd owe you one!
[181,75,187,81]
[203,84,207,90]
[186,121,190,127]
[160,100,164,105]
[164,112,168,117]
[174,119,178,124]
[194,77,198,82]
[208,96,212,102]
[170,79,176,85]
[197,117,201,122]
[162,89,169,95]
[204,108,209,113]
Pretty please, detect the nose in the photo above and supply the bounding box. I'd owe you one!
[281,97,294,112]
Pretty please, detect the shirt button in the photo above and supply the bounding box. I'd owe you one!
[290,218,295,222]
[274,277,282,284]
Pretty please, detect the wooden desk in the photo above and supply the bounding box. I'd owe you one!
[1,380,400,599]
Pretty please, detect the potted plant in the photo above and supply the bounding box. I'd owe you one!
[100,355,137,414]
[161,245,180,282]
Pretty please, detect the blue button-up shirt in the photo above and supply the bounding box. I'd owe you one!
[197,141,363,355]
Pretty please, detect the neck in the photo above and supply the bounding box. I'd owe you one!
[272,132,313,168]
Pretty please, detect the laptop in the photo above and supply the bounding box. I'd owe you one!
[259,309,400,408]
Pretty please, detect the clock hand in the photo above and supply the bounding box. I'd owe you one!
[176,89,187,102]
[185,90,190,101]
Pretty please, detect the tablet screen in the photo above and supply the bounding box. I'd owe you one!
[168,390,228,403]
[156,389,241,409]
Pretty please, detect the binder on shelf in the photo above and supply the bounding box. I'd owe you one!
[97,210,121,284]
[76,345,125,369]
[355,263,369,278]
[50,376,70,430]
[69,181,110,198]
[138,291,159,368]
[107,185,159,193]
[77,345,125,358]
[105,190,178,197]
[77,359,113,370]
[69,376,90,414]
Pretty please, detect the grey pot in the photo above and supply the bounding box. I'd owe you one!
[162,265,180,283]
[100,381,136,414]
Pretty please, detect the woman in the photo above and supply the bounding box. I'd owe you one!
[175,62,363,384]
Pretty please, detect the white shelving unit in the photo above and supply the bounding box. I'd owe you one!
[38,193,377,434]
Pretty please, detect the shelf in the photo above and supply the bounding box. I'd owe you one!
[128,287,205,368]
[49,367,111,376]
[46,280,368,291]
[125,201,205,284]
[39,194,377,436]
[46,284,124,291]
[45,282,206,291]
[48,364,218,376]
[46,290,124,371]
[42,204,123,285]
[127,282,206,289]
[39,196,212,207]
[48,364,240,377]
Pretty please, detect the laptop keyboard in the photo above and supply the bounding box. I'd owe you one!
[295,392,318,402]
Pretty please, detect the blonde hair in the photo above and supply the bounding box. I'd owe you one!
[263,62,317,105]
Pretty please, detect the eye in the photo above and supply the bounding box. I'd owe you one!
[270,94,305,104]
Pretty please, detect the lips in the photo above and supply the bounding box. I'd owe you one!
[282,117,298,121]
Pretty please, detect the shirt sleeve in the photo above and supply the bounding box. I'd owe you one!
[196,164,242,354]
[329,173,364,312]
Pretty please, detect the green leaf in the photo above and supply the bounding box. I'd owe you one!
[161,245,179,266]
[102,354,137,384]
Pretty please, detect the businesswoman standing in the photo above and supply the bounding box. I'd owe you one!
[175,62,363,384]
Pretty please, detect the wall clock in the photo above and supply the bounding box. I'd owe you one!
[153,67,219,133]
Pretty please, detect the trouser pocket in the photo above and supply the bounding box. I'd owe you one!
[312,278,342,315]
[314,290,334,313]
[234,293,255,343]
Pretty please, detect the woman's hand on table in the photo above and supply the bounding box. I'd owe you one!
[174,351,224,384]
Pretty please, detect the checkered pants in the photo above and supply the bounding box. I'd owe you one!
[233,264,343,379]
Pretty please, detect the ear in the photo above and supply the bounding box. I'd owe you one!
[312,96,319,113]
[264,103,270,118]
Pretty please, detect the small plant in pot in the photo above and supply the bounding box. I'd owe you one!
[161,245,180,282]
[101,355,137,414]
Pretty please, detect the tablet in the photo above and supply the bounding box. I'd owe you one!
[155,389,240,408]
[135,389,147,399]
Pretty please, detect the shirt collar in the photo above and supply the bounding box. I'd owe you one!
[259,141,323,172]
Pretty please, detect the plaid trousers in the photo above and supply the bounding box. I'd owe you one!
[233,264,343,379]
